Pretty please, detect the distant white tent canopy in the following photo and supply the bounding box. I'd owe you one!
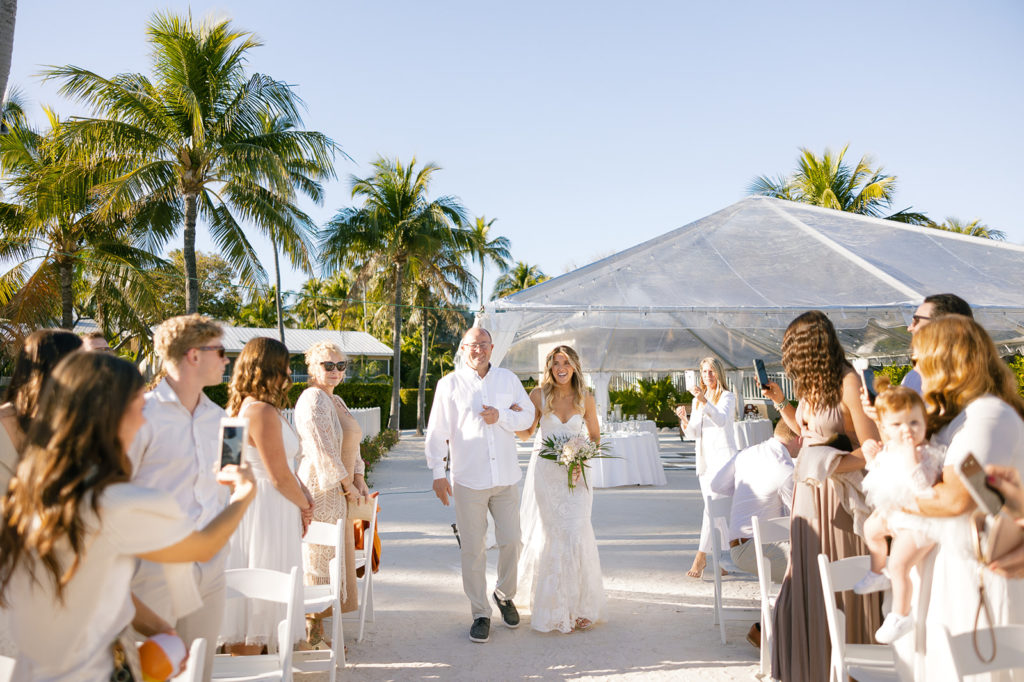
[478,197,1024,376]
[219,326,393,359]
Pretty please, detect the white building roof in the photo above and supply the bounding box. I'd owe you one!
[219,327,393,358]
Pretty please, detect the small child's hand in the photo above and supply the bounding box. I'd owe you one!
[862,439,881,463]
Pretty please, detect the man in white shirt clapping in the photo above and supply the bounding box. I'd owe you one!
[425,327,536,644]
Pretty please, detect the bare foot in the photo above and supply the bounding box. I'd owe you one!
[687,556,706,578]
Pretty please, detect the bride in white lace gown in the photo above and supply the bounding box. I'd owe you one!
[517,345,607,633]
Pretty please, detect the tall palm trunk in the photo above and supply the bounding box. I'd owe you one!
[58,256,73,329]
[479,262,485,310]
[183,193,199,314]
[273,242,284,342]
[0,1,16,118]
[416,316,429,436]
[388,264,403,430]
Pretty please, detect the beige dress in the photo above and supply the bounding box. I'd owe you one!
[771,387,882,682]
[295,387,364,612]
[0,421,17,659]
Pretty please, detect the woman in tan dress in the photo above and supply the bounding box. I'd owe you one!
[295,341,371,645]
[763,311,883,682]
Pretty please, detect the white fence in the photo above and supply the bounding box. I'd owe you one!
[282,406,381,441]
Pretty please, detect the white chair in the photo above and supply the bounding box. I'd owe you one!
[816,554,899,682]
[707,495,758,644]
[943,624,1024,677]
[344,493,379,642]
[0,655,15,682]
[212,566,301,682]
[298,519,346,680]
[751,514,790,678]
[171,637,207,682]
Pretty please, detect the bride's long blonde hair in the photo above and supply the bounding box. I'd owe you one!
[539,345,587,416]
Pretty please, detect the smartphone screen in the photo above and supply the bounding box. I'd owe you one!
[861,368,877,404]
[753,359,769,389]
[220,419,247,469]
[959,453,1005,516]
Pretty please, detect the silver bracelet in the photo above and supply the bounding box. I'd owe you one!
[773,400,788,411]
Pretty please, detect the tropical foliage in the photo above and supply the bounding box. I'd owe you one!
[491,261,549,299]
[466,215,511,310]
[931,217,1006,240]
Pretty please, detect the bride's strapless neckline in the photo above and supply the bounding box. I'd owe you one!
[542,412,584,427]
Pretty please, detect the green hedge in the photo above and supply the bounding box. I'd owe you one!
[203,381,392,432]
[399,387,433,430]
[360,428,400,483]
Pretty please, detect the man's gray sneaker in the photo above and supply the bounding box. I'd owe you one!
[469,617,491,643]
[493,592,520,628]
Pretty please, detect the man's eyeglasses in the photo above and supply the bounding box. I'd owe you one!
[195,345,226,358]
[462,343,491,350]
[321,361,348,372]
[911,314,931,326]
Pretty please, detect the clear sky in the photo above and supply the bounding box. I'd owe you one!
[10,1,1024,303]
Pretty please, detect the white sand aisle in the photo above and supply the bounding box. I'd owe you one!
[307,431,762,681]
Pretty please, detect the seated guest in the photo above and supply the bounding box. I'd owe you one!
[712,419,799,583]
[220,338,312,655]
[0,352,255,681]
[79,330,112,353]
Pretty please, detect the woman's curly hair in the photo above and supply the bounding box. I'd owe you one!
[227,337,293,415]
[0,352,143,605]
[781,311,851,410]
[912,315,1024,435]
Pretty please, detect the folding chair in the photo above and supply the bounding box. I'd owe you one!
[171,637,206,682]
[297,519,346,681]
[0,655,14,682]
[816,554,899,682]
[344,493,379,642]
[943,624,1024,677]
[707,495,758,644]
[212,566,301,682]
[751,514,789,678]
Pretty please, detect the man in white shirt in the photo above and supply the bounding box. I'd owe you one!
[901,293,973,394]
[129,314,230,681]
[711,419,799,583]
[425,327,536,643]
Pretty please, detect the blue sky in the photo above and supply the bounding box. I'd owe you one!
[10,1,1024,302]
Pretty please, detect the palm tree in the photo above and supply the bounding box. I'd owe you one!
[749,145,930,224]
[235,286,292,328]
[491,261,548,299]
[320,156,470,429]
[466,215,511,310]
[0,1,16,126]
[44,11,337,314]
[931,217,1006,241]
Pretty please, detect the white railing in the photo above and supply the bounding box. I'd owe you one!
[282,406,381,441]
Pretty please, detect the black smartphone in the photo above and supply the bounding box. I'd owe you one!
[957,453,1005,516]
[861,368,877,405]
[753,359,770,390]
[220,418,249,469]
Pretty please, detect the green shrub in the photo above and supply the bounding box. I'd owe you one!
[876,364,912,386]
[399,388,433,430]
[204,381,392,431]
[202,383,229,407]
[360,428,400,482]
[609,377,688,428]
[1009,356,1024,398]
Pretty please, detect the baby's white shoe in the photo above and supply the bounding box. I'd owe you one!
[875,612,913,644]
[853,570,891,594]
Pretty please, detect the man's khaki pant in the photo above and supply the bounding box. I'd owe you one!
[453,482,522,619]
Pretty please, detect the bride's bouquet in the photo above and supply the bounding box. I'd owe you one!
[537,433,613,491]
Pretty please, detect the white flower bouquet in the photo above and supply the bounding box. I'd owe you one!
[537,433,614,491]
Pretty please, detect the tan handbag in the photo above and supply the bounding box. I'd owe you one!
[967,510,1024,662]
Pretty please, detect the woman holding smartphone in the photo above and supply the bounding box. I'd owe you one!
[675,356,737,578]
[0,352,255,681]
[220,337,313,655]
[893,315,1024,680]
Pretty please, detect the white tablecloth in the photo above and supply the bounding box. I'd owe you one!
[589,432,667,488]
[733,419,772,450]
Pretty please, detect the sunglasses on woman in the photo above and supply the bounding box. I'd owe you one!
[321,361,348,372]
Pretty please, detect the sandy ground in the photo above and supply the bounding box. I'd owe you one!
[302,431,764,681]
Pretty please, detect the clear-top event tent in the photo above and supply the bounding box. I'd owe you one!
[477,197,1024,401]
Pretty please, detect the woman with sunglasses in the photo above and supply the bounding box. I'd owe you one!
[295,341,371,647]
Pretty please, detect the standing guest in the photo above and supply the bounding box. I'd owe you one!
[894,316,1024,680]
[295,341,371,647]
[0,329,83,489]
[900,293,972,394]
[0,352,256,682]
[79,330,113,353]
[220,337,312,654]
[674,356,738,578]
[763,310,881,682]
[425,327,535,644]
[128,314,231,681]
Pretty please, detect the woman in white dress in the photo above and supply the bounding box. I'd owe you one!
[895,315,1024,681]
[0,352,256,681]
[674,356,737,578]
[220,337,313,654]
[517,345,606,633]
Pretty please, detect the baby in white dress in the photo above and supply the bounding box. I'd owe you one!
[854,382,944,644]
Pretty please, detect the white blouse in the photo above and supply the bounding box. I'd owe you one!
[683,389,738,476]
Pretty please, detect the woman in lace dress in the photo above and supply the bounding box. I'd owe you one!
[295,341,371,645]
[517,345,606,633]
[220,337,313,654]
